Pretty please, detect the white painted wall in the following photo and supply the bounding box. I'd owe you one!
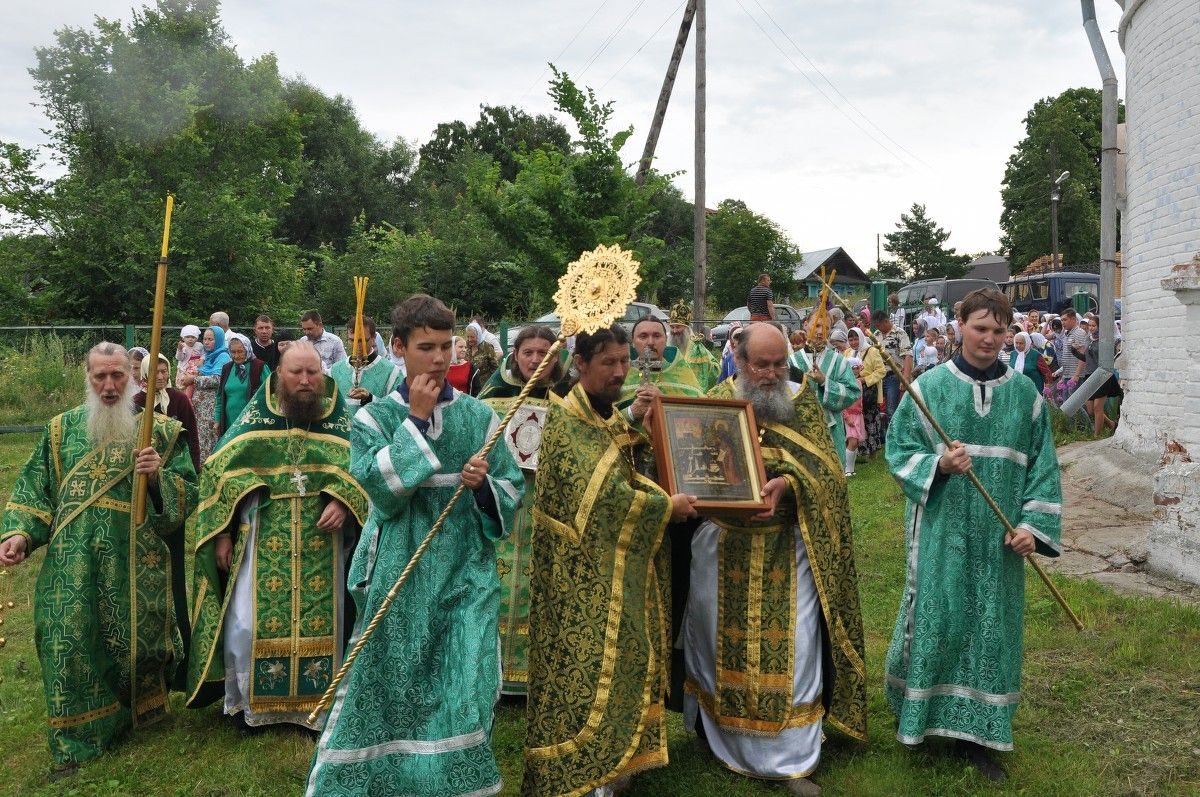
[1115,0,1200,456]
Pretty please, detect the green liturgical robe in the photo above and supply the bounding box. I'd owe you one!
[619,345,705,407]
[306,386,523,797]
[186,376,368,726]
[683,378,867,775]
[329,352,402,405]
[884,360,1062,751]
[478,353,556,695]
[523,384,674,797]
[790,346,860,468]
[0,407,197,766]
[681,337,719,393]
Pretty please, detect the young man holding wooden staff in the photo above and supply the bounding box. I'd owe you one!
[883,288,1063,783]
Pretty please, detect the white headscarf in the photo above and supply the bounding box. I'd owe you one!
[466,320,502,356]
[1030,332,1047,350]
[1012,331,1032,373]
[846,327,870,357]
[141,353,172,414]
[451,335,464,365]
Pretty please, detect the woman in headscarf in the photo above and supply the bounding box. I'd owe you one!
[1008,331,1051,394]
[215,333,270,438]
[446,335,477,394]
[179,325,231,462]
[718,323,743,383]
[128,346,149,377]
[464,325,499,391]
[844,327,885,459]
[133,352,200,688]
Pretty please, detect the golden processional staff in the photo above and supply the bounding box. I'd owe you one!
[133,194,175,525]
[818,275,1085,632]
[347,275,371,400]
[308,243,643,722]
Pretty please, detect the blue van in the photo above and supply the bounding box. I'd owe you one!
[1000,271,1100,315]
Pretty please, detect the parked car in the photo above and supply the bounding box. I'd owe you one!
[1000,271,1104,315]
[896,278,999,318]
[710,304,808,351]
[506,301,668,348]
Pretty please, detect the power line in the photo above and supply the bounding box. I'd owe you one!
[577,0,652,79]
[749,0,931,169]
[733,0,915,169]
[519,0,613,103]
[599,0,688,91]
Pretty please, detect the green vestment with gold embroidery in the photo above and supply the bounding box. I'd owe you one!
[523,384,674,797]
[685,378,867,753]
[0,407,197,766]
[478,353,556,695]
[619,345,705,407]
[329,352,402,403]
[682,336,719,393]
[186,375,368,725]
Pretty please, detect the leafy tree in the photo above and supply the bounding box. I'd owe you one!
[0,0,305,322]
[0,235,54,323]
[706,199,800,309]
[277,80,416,252]
[880,203,970,281]
[415,105,570,189]
[468,67,674,304]
[999,87,1123,271]
[316,217,425,326]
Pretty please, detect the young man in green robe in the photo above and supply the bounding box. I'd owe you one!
[187,343,368,730]
[789,328,861,471]
[884,288,1062,783]
[0,343,198,774]
[306,294,523,797]
[477,324,565,695]
[523,324,697,797]
[685,324,867,797]
[328,315,403,407]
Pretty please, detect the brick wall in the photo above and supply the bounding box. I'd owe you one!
[1116,0,1200,455]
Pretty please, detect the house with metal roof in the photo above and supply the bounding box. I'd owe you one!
[793,247,871,298]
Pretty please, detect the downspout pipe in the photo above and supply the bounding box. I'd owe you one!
[1062,1,1119,417]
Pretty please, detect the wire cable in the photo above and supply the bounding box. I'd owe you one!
[599,0,688,91]
[519,0,613,103]
[577,0,652,79]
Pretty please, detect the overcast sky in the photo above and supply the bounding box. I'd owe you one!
[2,0,1125,273]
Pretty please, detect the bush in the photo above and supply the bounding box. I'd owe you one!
[0,333,81,426]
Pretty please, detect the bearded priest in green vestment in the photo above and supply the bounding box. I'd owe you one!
[667,300,719,392]
[477,324,566,695]
[186,343,368,730]
[329,314,402,408]
[307,295,523,797]
[684,324,867,797]
[884,289,1061,783]
[789,328,861,471]
[619,317,705,410]
[0,343,198,772]
[523,325,698,797]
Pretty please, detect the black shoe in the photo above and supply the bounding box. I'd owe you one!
[48,764,80,782]
[954,740,1007,783]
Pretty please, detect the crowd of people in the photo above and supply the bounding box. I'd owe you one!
[0,286,1066,796]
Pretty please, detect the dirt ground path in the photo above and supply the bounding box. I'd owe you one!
[1053,440,1200,603]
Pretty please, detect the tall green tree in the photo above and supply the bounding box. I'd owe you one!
[415,105,570,189]
[999,87,1123,271]
[0,0,305,322]
[278,80,416,252]
[705,199,800,310]
[881,203,969,281]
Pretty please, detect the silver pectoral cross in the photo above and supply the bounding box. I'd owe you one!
[635,346,663,384]
[290,469,308,497]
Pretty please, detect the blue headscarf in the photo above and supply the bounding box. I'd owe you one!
[199,325,232,376]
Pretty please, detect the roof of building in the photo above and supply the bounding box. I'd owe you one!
[964,255,1011,283]
[794,247,870,283]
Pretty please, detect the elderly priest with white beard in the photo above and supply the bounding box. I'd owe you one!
[0,342,199,777]
[684,323,867,797]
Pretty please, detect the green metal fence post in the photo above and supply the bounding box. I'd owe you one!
[499,321,509,356]
[124,324,136,349]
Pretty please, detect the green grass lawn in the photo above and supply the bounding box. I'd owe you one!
[1,432,1198,796]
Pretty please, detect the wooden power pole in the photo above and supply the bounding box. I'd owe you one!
[693,0,707,333]
[634,0,697,186]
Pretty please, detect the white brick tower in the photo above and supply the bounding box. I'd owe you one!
[1117,0,1200,583]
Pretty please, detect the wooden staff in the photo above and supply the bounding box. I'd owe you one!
[349,276,369,387]
[308,335,567,723]
[819,276,1085,631]
[133,194,175,525]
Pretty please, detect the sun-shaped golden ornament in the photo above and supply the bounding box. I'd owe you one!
[553,243,642,336]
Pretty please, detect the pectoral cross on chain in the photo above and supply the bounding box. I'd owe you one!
[290,470,308,497]
[635,346,663,384]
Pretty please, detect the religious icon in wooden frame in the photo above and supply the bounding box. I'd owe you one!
[647,395,770,518]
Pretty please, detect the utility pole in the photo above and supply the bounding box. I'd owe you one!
[1049,143,1059,270]
[635,0,697,187]
[877,233,881,269]
[693,0,707,333]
